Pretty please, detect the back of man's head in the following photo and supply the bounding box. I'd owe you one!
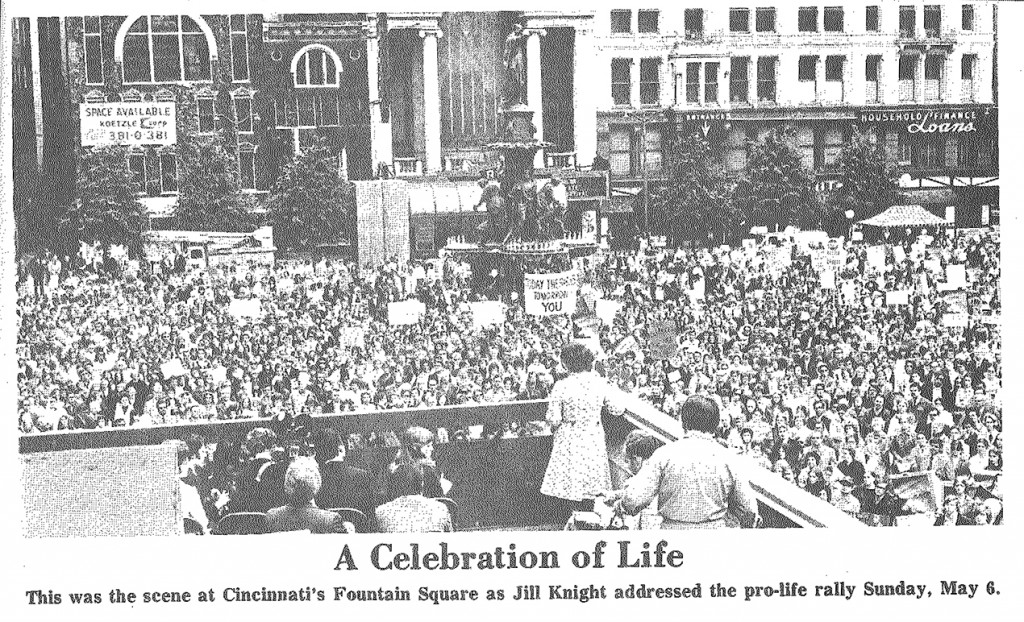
[678,395,720,433]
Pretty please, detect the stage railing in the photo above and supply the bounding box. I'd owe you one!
[20,395,863,529]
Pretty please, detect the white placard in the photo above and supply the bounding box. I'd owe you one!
[388,300,426,325]
[885,290,911,306]
[470,301,505,329]
[160,359,187,378]
[80,102,177,146]
[524,271,578,316]
[595,299,623,325]
[820,270,836,289]
[946,264,967,289]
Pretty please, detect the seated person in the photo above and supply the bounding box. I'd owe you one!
[266,458,349,534]
[313,428,381,517]
[374,463,452,533]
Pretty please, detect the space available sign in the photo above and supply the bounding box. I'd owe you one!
[80,102,177,146]
[857,106,995,134]
[524,271,578,316]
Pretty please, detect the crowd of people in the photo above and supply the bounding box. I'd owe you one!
[17,224,1002,528]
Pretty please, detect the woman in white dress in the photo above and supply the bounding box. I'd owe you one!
[541,343,624,522]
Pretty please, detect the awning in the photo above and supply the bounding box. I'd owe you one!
[858,204,951,228]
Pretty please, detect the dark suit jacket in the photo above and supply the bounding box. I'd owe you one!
[316,460,381,516]
[266,504,348,534]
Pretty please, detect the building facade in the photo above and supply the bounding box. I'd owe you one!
[12,4,999,241]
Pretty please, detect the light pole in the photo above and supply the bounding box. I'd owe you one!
[844,208,855,240]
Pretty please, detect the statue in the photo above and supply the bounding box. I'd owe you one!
[503,24,528,107]
[537,173,568,240]
[474,176,506,243]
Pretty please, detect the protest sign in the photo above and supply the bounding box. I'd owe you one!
[524,271,578,316]
[338,326,365,348]
[946,264,967,289]
[209,366,227,384]
[825,238,844,273]
[595,299,622,325]
[650,319,679,360]
[388,300,425,325]
[470,301,505,329]
[892,246,906,263]
[865,246,886,272]
[820,270,836,290]
[161,359,187,378]
[228,298,262,322]
[943,314,969,328]
[885,290,910,306]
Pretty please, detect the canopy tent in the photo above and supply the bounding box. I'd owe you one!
[858,204,950,228]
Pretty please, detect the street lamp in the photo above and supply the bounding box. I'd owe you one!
[844,208,855,240]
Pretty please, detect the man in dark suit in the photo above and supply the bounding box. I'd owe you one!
[266,458,348,534]
[313,429,381,518]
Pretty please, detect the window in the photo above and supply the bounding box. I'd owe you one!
[609,126,632,176]
[918,134,945,168]
[230,14,249,81]
[644,126,662,173]
[825,55,844,81]
[822,127,844,168]
[899,54,917,101]
[962,54,976,80]
[611,10,632,34]
[899,6,916,37]
[122,15,212,84]
[705,63,719,102]
[962,5,975,31]
[866,55,881,103]
[725,127,747,172]
[730,8,750,32]
[233,96,253,133]
[159,153,177,193]
[824,7,844,32]
[958,135,979,168]
[685,63,700,103]
[756,8,776,32]
[293,45,340,87]
[129,152,146,193]
[799,55,817,81]
[684,9,704,39]
[238,146,256,190]
[730,57,749,103]
[796,126,814,170]
[924,5,942,37]
[640,58,660,105]
[924,54,944,101]
[798,7,818,32]
[866,6,880,31]
[757,57,776,102]
[611,58,631,106]
[197,96,216,133]
[84,16,103,85]
[638,10,659,33]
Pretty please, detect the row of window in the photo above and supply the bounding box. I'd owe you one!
[127,145,258,194]
[611,5,978,36]
[611,53,980,107]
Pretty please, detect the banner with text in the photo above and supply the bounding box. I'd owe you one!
[80,103,177,146]
[524,271,578,316]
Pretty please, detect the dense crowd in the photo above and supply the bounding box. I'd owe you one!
[17,226,1002,527]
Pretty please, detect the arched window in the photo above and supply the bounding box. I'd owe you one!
[119,15,214,84]
[292,45,341,87]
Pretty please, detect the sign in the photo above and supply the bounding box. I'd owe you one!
[820,270,836,289]
[865,246,886,272]
[885,290,911,306]
[946,264,967,289]
[524,271,578,316]
[679,111,730,121]
[825,238,844,273]
[857,106,994,134]
[228,298,262,322]
[470,301,505,329]
[80,102,177,146]
[650,319,679,360]
[388,300,426,325]
[595,299,622,325]
[160,359,187,378]
[581,210,598,243]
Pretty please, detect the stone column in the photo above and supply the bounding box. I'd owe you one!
[977,49,993,104]
[946,52,963,104]
[915,52,925,102]
[367,33,393,173]
[717,61,728,107]
[30,17,44,168]
[748,56,758,105]
[815,54,825,103]
[526,28,545,168]
[881,49,900,104]
[420,29,442,174]
[573,28,597,168]
[848,52,865,106]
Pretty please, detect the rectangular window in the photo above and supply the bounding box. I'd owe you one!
[611,58,631,106]
[129,153,146,193]
[638,10,659,33]
[231,14,250,82]
[684,9,704,39]
[730,57,749,103]
[239,149,256,190]
[319,93,340,126]
[898,133,913,165]
[686,63,700,103]
[757,57,777,102]
[152,33,181,83]
[866,6,880,31]
[730,8,750,32]
[825,55,844,81]
[924,55,943,80]
[899,54,917,101]
[297,93,316,126]
[197,97,216,133]
[919,134,945,167]
[609,126,633,176]
[924,5,942,37]
[824,6,844,32]
[639,58,661,105]
[866,55,881,102]
[958,135,979,168]
[798,7,819,32]
[644,126,663,173]
[234,97,253,133]
[822,127,844,168]
[756,8,776,32]
[123,34,152,83]
[611,10,632,34]
[705,63,719,102]
[962,5,975,31]
[796,126,815,170]
[962,54,976,79]
[84,16,103,85]
[799,55,817,81]
[900,6,916,37]
[159,153,177,193]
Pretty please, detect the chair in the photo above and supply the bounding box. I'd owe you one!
[213,512,268,535]
[436,497,458,530]
[329,508,369,533]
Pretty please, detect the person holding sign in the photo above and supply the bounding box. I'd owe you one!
[541,343,624,522]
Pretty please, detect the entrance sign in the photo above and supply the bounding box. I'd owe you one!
[80,103,177,146]
[524,271,578,316]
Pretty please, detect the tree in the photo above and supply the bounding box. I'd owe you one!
[738,127,820,232]
[57,146,145,255]
[174,134,257,232]
[266,138,355,252]
[827,126,903,232]
[651,132,739,245]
